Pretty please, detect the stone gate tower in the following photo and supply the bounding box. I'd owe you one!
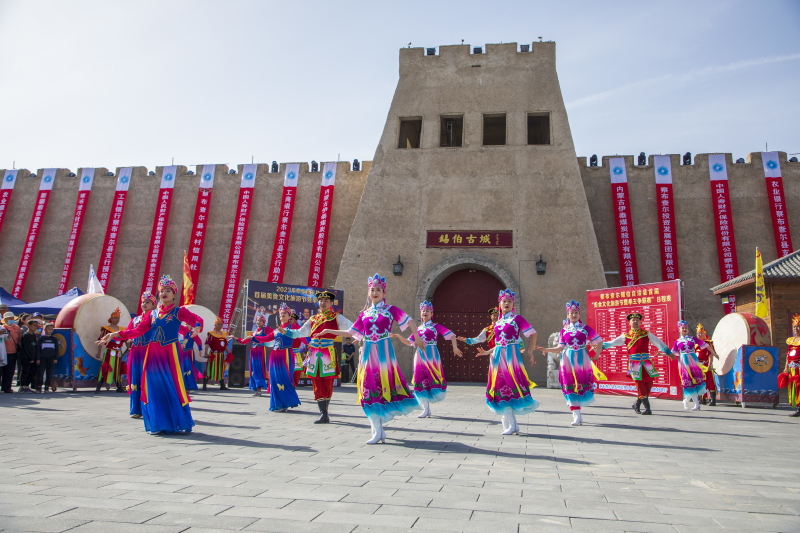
[335,41,606,382]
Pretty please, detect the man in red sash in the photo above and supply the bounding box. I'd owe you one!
[694,323,718,406]
[289,291,352,423]
[603,312,673,415]
[203,317,232,391]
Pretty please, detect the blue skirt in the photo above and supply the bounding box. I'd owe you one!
[128,345,145,416]
[141,342,194,434]
[249,346,268,390]
[180,350,199,391]
[268,348,301,411]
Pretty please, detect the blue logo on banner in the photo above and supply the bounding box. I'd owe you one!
[120,175,129,184]
[5,174,12,182]
[44,175,52,183]
[613,166,623,175]
[82,175,91,183]
[767,160,778,170]
[203,173,212,181]
[712,163,724,172]
[164,173,173,181]
[244,172,254,181]
[658,166,669,176]
[324,170,333,179]
[287,171,296,180]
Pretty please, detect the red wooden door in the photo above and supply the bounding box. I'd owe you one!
[433,269,504,382]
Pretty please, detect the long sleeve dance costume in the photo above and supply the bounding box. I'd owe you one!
[780,338,800,408]
[291,311,354,402]
[97,326,125,387]
[603,330,671,399]
[408,321,454,404]
[485,312,539,415]
[116,304,203,434]
[672,336,708,400]
[244,326,270,391]
[695,339,717,397]
[178,326,202,391]
[558,321,602,407]
[126,315,153,416]
[347,302,420,422]
[465,323,496,350]
[247,328,301,411]
[204,332,230,382]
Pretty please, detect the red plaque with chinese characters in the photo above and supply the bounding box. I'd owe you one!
[426,230,512,248]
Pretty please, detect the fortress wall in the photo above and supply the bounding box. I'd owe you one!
[580,152,800,333]
[0,162,370,316]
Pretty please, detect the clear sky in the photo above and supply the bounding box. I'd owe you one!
[1,0,798,172]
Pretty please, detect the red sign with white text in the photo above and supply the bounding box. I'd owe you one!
[12,169,57,298]
[762,152,792,257]
[98,168,132,291]
[267,163,299,284]
[708,155,739,314]
[0,170,19,237]
[609,158,639,286]
[137,166,176,313]
[181,165,215,304]
[58,168,95,295]
[308,163,336,287]
[653,156,679,281]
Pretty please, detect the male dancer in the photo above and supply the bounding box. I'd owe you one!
[288,291,352,423]
[603,312,673,415]
[695,323,718,405]
[96,308,126,393]
[204,317,231,390]
[457,307,499,355]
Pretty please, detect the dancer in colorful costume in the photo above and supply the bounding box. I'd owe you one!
[779,314,800,416]
[99,275,203,434]
[95,307,126,394]
[694,323,719,406]
[203,318,230,390]
[178,323,202,391]
[287,291,353,424]
[240,303,301,411]
[474,289,538,435]
[392,300,462,418]
[288,310,306,387]
[536,300,603,426]
[603,312,673,415]
[313,274,421,443]
[673,320,716,411]
[459,307,499,356]
[241,315,270,396]
[125,291,157,418]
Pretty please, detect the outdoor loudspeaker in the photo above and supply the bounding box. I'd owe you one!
[228,344,247,387]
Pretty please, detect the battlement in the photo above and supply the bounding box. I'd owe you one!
[399,41,555,75]
[578,152,799,172]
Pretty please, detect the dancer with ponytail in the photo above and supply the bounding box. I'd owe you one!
[392,300,462,418]
[536,300,603,426]
[125,291,156,419]
[673,320,716,411]
[313,274,422,444]
[98,275,203,434]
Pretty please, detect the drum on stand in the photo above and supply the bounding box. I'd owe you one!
[55,294,132,361]
[711,312,771,376]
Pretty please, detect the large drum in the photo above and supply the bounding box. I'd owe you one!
[183,304,218,362]
[711,312,771,375]
[55,294,131,361]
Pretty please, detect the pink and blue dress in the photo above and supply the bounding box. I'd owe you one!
[486,312,539,415]
[408,321,453,404]
[125,314,153,417]
[244,326,270,391]
[118,304,202,434]
[246,327,301,411]
[347,302,420,422]
[672,335,708,399]
[179,326,202,391]
[557,321,601,407]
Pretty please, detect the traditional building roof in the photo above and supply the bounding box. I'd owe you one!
[711,249,800,294]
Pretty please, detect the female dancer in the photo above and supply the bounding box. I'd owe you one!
[95,308,126,393]
[178,323,202,391]
[98,275,203,434]
[289,310,305,386]
[238,303,301,411]
[695,323,718,405]
[124,291,156,418]
[475,289,538,435]
[244,315,270,396]
[392,300,462,418]
[312,273,423,444]
[779,314,800,416]
[536,300,603,426]
[673,320,717,411]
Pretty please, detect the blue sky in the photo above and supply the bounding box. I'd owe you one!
[0,0,798,172]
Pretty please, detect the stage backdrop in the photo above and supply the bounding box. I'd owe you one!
[243,280,344,335]
[586,279,683,400]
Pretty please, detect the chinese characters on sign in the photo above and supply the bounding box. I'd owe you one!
[426,230,512,248]
[245,280,344,335]
[0,170,19,238]
[708,155,739,314]
[609,158,639,286]
[267,163,299,284]
[98,168,132,291]
[138,166,176,313]
[762,151,793,257]
[58,168,94,295]
[13,169,57,298]
[653,156,678,281]
[308,163,336,287]
[183,165,216,302]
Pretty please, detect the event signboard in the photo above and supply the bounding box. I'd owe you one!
[586,279,683,400]
[244,280,344,334]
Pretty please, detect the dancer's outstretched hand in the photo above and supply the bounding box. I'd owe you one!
[528,353,536,367]
[413,337,425,350]
[456,336,467,342]
[453,347,464,358]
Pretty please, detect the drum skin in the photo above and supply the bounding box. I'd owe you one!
[55,294,131,361]
[182,304,218,362]
[711,312,771,376]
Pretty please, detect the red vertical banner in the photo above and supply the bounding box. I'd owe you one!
[267,163,299,283]
[98,168,131,291]
[609,158,639,286]
[57,168,95,294]
[138,165,177,313]
[653,156,679,281]
[181,164,215,305]
[12,168,57,298]
[0,169,19,236]
[708,154,739,314]
[308,162,336,287]
[762,151,792,257]
[219,164,256,329]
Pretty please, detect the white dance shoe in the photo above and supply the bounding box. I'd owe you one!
[501,415,510,432]
[683,398,690,410]
[418,399,431,418]
[691,395,701,411]
[366,417,385,444]
[502,412,519,435]
[571,411,583,426]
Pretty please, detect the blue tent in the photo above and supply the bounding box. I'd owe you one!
[0,287,27,308]
[8,287,85,315]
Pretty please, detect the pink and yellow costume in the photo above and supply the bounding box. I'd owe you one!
[116,275,203,434]
[347,274,420,422]
[486,290,539,415]
[408,301,454,404]
[558,301,602,408]
[672,322,708,400]
[126,291,156,417]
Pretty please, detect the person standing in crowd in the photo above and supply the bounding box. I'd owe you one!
[203,317,231,391]
[342,337,356,383]
[603,312,673,415]
[125,291,157,419]
[36,323,58,393]
[284,291,353,424]
[95,308,126,393]
[0,321,8,386]
[18,320,40,393]
[2,312,22,393]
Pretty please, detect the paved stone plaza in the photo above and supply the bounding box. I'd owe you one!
[1,384,798,533]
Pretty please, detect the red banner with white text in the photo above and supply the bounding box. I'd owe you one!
[180,164,215,305]
[219,164,256,328]
[708,154,739,314]
[138,166,177,313]
[267,163,299,283]
[13,169,57,298]
[0,169,19,237]
[653,156,679,281]
[762,152,793,257]
[308,162,336,287]
[57,168,95,294]
[609,158,639,286]
[98,168,132,291]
